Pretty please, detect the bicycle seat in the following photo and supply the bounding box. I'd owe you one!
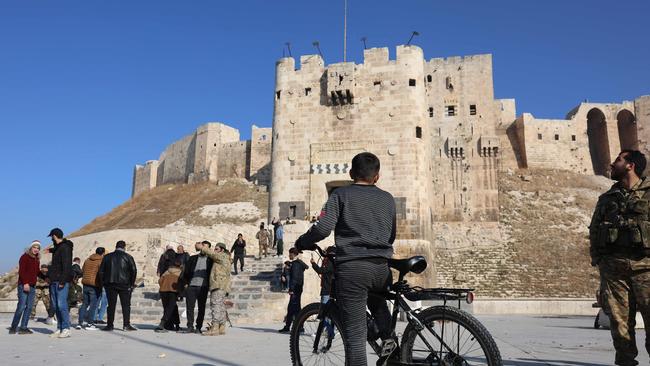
[388,256,427,275]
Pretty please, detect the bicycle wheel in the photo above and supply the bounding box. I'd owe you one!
[400,305,502,365]
[290,302,347,366]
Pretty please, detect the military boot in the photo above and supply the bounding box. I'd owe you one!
[202,326,220,336]
[218,323,226,335]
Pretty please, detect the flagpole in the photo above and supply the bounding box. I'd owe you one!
[343,0,347,62]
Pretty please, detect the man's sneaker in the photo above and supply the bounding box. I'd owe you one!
[179,327,195,334]
[49,330,61,338]
[84,324,98,331]
[18,328,34,335]
[74,324,82,330]
[101,326,114,331]
[8,328,16,335]
[193,328,202,334]
[123,325,137,332]
[45,317,54,325]
[95,320,106,325]
[58,329,71,338]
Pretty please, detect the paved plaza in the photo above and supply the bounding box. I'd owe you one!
[0,314,645,365]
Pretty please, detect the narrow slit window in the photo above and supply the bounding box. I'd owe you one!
[446,105,456,116]
[554,134,559,141]
[276,91,281,100]
[305,87,311,96]
[538,133,542,140]
[571,135,576,141]
[409,79,416,87]
[427,75,432,82]
[428,107,434,117]
[469,104,477,115]
[416,126,422,138]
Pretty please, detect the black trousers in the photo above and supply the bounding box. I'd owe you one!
[284,290,302,328]
[185,286,208,329]
[106,285,132,328]
[159,292,178,328]
[336,259,392,366]
[233,254,245,273]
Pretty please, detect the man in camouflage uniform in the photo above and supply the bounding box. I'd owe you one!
[31,264,55,324]
[199,242,231,336]
[256,223,271,259]
[590,149,650,366]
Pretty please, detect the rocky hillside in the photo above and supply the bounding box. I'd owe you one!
[434,168,611,298]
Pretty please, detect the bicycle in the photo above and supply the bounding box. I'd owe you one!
[289,247,502,365]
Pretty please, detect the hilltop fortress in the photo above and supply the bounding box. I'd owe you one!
[132,44,649,288]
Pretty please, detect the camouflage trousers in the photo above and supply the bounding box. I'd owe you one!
[258,242,268,258]
[599,257,650,366]
[31,287,52,318]
[209,289,227,325]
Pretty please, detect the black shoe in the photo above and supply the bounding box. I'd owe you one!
[278,327,290,333]
[18,328,33,335]
[193,328,202,334]
[95,320,106,325]
[8,328,16,335]
[179,327,195,334]
[123,325,137,331]
[101,326,114,331]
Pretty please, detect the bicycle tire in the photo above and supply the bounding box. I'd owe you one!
[400,305,502,365]
[290,302,347,366]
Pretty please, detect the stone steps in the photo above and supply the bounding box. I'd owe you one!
[125,256,288,325]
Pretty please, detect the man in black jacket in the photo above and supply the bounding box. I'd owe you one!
[46,227,74,338]
[279,248,308,333]
[231,234,246,275]
[98,240,137,331]
[179,241,213,333]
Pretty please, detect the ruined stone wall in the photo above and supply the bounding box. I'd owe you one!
[217,141,249,180]
[426,54,501,222]
[157,133,196,185]
[516,101,636,176]
[250,126,272,186]
[133,123,271,197]
[635,96,650,168]
[132,160,159,197]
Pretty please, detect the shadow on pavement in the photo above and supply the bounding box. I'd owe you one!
[104,331,244,366]
[236,326,283,334]
[504,358,609,366]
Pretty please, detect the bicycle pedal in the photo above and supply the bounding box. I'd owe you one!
[379,339,397,357]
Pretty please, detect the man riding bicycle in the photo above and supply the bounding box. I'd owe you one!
[295,152,397,366]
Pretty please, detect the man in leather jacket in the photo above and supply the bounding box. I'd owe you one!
[97,240,137,331]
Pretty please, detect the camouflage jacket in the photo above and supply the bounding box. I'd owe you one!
[589,177,650,269]
[200,247,231,293]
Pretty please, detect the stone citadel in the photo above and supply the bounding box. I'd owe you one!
[132,44,649,287]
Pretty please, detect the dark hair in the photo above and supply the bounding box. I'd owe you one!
[237,233,243,237]
[289,247,299,255]
[96,247,105,255]
[260,222,265,229]
[202,240,212,248]
[621,150,647,177]
[73,257,80,262]
[116,240,126,249]
[350,152,380,181]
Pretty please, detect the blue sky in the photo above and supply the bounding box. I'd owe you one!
[1,0,648,272]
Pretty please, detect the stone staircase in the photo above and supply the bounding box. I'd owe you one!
[127,255,288,326]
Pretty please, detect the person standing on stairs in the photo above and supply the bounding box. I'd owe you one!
[231,234,246,274]
[256,223,271,259]
[179,241,213,334]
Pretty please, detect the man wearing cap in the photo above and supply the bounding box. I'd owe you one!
[197,242,231,336]
[9,241,41,334]
[98,240,138,331]
[46,228,74,338]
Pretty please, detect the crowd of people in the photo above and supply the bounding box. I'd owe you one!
[9,220,304,338]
